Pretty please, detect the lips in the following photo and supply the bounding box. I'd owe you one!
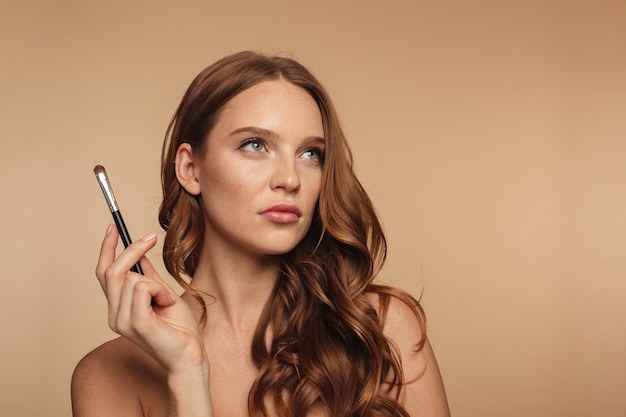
[260,203,302,223]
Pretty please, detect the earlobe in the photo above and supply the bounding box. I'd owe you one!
[175,143,201,195]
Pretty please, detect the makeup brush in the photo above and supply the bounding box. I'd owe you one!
[94,165,143,274]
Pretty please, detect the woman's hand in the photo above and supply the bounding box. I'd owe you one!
[85,224,214,416]
[95,224,207,374]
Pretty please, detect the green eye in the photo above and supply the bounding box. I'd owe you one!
[240,139,266,152]
[302,148,324,162]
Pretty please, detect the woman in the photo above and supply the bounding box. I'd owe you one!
[72,51,450,417]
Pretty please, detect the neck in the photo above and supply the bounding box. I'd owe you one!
[187,244,280,333]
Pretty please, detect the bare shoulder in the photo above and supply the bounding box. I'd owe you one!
[72,337,168,417]
[366,291,424,354]
[366,290,451,417]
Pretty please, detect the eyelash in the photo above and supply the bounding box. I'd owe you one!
[239,138,266,152]
[238,138,325,163]
[302,147,324,163]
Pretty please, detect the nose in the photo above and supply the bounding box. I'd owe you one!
[270,155,301,193]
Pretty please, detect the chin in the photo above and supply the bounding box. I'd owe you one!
[255,229,309,255]
[254,238,304,257]
[262,244,300,256]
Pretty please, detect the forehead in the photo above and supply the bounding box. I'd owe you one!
[212,80,324,138]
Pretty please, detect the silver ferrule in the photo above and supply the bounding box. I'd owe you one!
[95,170,119,212]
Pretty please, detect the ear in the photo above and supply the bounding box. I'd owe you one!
[175,143,201,195]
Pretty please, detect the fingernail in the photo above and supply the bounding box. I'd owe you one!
[141,232,158,242]
[105,223,114,235]
[169,291,178,303]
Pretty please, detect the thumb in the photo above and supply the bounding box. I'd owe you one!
[150,283,178,308]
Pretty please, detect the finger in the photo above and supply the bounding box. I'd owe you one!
[117,270,177,323]
[95,224,119,291]
[118,272,177,317]
[103,233,156,316]
[150,282,178,308]
[114,275,177,336]
[99,229,158,313]
[136,255,176,292]
[138,255,158,277]
[110,270,138,333]
[105,232,159,281]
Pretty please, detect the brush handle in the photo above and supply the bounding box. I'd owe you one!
[112,210,144,275]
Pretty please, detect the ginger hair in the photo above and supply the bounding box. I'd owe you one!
[159,51,426,416]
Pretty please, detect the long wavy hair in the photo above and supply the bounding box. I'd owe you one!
[159,51,426,416]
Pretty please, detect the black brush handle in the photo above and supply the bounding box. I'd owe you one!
[112,210,143,274]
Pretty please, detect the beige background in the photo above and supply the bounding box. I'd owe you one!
[1,0,625,416]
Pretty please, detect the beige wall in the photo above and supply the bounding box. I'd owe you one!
[1,0,625,415]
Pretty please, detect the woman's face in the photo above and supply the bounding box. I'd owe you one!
[190,80,325,257]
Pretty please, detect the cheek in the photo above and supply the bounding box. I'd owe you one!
[202,165,264,207]
[303,173,322,210]
[310,171,323,199]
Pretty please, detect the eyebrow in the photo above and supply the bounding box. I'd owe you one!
[230,126,325,146]
[230,126,274,138]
